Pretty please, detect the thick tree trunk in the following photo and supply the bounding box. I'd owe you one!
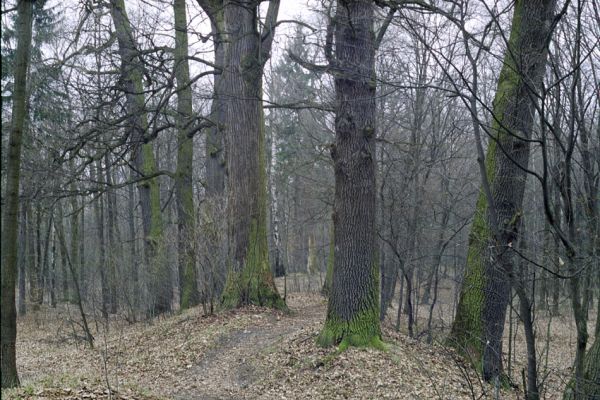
[219,0,284,309]
[206,13,226,197]
[1,0,33,388]
[109,0,169,314]
[174,0,200,310]
[318,0,382,349]
[448,0,556,381]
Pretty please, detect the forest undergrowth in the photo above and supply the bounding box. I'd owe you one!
[2,280,594,400]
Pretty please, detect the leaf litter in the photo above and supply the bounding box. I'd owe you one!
[3,291,589,399]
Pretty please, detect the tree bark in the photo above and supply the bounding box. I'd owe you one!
[448,0,556,382]
[109,0,169,314]
[318,0,382,349]
[1,0,33,388]
[92,164,109,320]
[104,154,119,314]
[79,197,86,301]
[205,5,226,197]
[174,0,200,310]
[69,179,80,303]
[218,0,284,309]
[17,203,27,316]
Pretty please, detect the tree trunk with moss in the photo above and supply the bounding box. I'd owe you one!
[1,0,33,388]
[174,0,200,310]
[219,0,284,309]
[109,0,169,314]
[205,2,226,198]
[448,0,556,382]
[317,0,382,350]
[197,0,226,302]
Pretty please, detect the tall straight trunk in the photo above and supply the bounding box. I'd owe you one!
[33,205,43,303]
[40,208,53,302]
[318,0,381,349]
[109,0,169,314]
[79,201,86,301]
[174,0,199,310]
[18,203,27,316]
[93,164,109,319]
[219,0,284,309]
[197,0,227,304]
[26,203,37,302]
[69,179,80,303]
[56,205,73,303]
[1,0,32,387]
[58,209,69,302]
[50,228,56,308]
[104,154,119,314]
[205,9,226,197]
[127,179,139,311]
[449,0,556,381]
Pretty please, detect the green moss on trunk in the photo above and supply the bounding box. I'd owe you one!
[318,309,385,351]
[447,189,488,361]
[221,218,286,311]
[174,0,199,311]
[318,260,382,351]
[447,0,527,365]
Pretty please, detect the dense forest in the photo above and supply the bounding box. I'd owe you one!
[1,0,598,399]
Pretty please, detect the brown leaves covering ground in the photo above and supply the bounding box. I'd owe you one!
[2,289,588,400]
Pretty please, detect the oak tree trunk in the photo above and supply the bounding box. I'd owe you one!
[219,0,284,309]
[448,0,556,381]
[174,0,200,310]
[318,0,382,349]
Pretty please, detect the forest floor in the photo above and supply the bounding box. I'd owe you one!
[2,279,595,400]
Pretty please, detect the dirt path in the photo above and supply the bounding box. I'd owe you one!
[173,295,326,400]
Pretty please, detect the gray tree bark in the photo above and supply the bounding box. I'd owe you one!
[318,0,382,348]
[109,0,169,314]
[174,0,200,310]
[449,0,556,383]
[1,0,33,388]
[215,0,284,308]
